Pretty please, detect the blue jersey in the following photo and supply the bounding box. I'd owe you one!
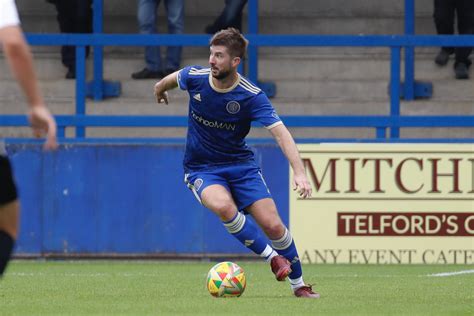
[177,65,282,171]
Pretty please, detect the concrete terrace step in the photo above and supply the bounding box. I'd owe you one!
[24,79,390,101]
[1,93,472,117]
[0,52,463,82]
[3,126,471,141]
[270,79,474,102]
[3,127,471,140]
[0,76,473,105]
[16,0,434,18]
[16,0,436,37]
[19,14,436,36]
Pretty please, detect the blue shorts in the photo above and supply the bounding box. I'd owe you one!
[184,161,272,211]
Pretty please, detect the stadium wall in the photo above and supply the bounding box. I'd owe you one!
[8,143,289,257]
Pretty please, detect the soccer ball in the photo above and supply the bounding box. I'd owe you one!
[206,261,246,297]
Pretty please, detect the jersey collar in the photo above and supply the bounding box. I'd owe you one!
[208,73,241,93]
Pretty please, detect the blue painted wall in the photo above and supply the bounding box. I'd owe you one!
[6,143,289,256]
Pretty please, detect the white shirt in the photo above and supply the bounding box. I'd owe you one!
[0,0,20,30]
[0,0,20,155]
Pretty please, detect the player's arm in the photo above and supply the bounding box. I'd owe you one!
[153,71,179,104]
[0,26,43,107]
[0,25,57,150]
[269,124,312,198]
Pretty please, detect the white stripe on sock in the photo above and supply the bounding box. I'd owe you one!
[271,228,293,250]
[223,212,246,234]
[260,245,278,262]
[289,276,305,290]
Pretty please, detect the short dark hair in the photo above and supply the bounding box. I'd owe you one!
[210,28,248,59]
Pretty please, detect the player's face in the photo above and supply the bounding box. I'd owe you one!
[209,45,238,80]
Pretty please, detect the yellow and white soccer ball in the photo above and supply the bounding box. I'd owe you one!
[206,261,246,297]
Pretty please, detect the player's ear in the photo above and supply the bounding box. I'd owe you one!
[232,56,241,68]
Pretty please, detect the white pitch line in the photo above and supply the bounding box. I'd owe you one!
[8,272,163,277]
[428,269,474,277]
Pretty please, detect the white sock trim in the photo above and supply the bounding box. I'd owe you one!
[260,245,278,262]
[271,228,293,250]
[223,212,246,234]
[289,276,305,290]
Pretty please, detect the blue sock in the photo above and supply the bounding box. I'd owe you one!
[223,212,270,257]
[271,228,303,280]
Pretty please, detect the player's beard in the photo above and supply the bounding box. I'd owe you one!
[212,68,231,80]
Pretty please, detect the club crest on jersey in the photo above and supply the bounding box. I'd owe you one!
[226,101,240,114]
[194,178,203,191]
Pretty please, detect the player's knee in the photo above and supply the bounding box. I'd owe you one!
[262,221,286,239]
[212,202,238,221]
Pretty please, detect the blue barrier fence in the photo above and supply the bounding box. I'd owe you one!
[9,143,288,256]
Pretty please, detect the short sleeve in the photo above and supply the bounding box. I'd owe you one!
[250,93,283,129]
[0,0,20,29]
[177,66,193,91]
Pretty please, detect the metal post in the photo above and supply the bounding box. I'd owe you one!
[57,127,65,138]
[247,0,258,83]
[375,127,386,139]
[390,47,401,138]
[93,0,104,100]
[76,46,86,137]
[404,0,415,100]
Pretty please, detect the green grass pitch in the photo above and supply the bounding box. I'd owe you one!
[1,261,473,315]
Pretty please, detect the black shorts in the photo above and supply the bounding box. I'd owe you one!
[0,155,18,206]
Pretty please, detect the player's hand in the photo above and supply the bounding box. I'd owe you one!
[27,105,58,151]
[292,172,312,199]
[154,82,169,104]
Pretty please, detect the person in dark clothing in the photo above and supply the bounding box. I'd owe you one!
[46,0,93,79]
[205,0,248,34]
[433,0,474,79]
[131,0,185,80]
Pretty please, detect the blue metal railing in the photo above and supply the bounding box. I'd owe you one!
[2,114,473,140]
[2,33,474,140]
[1,0,474,141]
[404,0,416,100]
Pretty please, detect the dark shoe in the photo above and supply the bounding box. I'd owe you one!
[131,68,163,79]
[435,49,451,66]
[454,63,469,79]
[294,284,320,298]
[270,255,292,281]
[65,68,75,79]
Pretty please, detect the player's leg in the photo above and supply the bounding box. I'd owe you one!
[184,172,273,261]
[247,199,303,284]
[247,198,319,298]
[164,0,184,74]
[433,0,455,65]
[137,0,162,73]
[0,156,19,277]
[227,164,302,283]
[453,0,474,79]
[202,185,276,260]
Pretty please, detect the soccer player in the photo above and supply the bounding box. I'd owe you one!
[0,0,58,277]
[153,28,319,298]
